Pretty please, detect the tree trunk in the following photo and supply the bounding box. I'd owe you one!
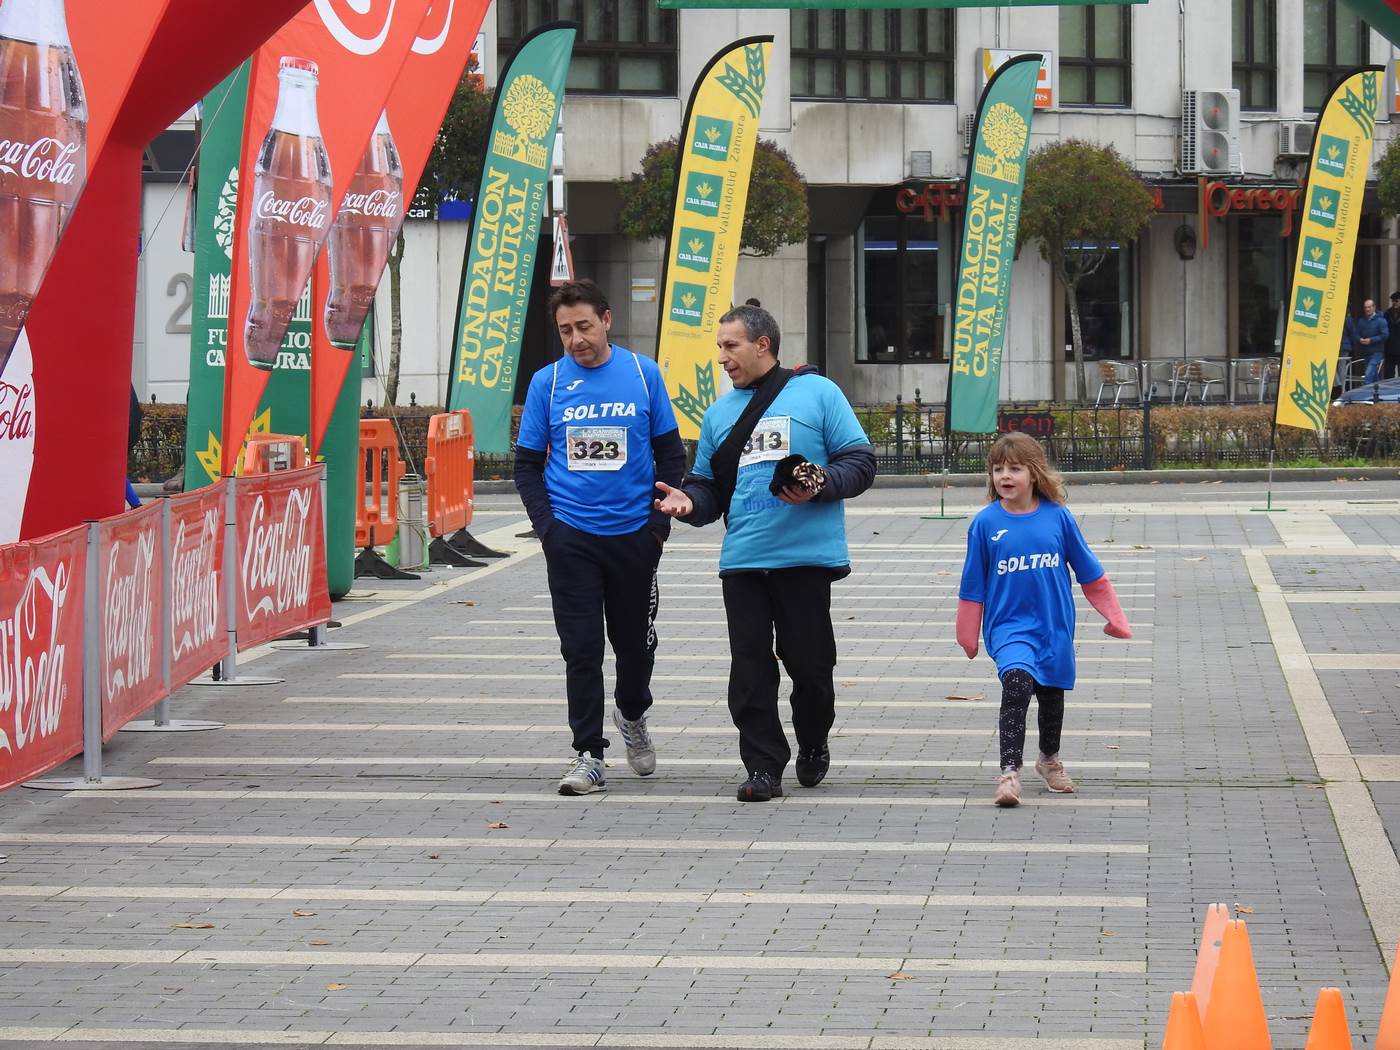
[384,230,405,407]
[1065,280,1088,403]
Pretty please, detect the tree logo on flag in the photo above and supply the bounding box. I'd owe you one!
[494,75,556,168]
[214,167,238,260]
[974,103,1028,183]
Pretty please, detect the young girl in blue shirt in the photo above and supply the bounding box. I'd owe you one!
[957,432,1132,807]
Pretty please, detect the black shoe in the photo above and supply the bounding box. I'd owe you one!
[795,744,830,788]
[737,771,783,802]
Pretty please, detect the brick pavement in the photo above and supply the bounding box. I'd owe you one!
[0,480,1398,1048]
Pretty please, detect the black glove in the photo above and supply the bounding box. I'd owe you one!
[769,454,827,498]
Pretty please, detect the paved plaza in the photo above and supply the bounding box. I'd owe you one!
[1,478,1399,1049]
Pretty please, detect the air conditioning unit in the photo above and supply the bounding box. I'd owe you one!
[1278,120,1315,158]
[1180,89,1242,175]
[961,113,976,153]
[909,150,933,178]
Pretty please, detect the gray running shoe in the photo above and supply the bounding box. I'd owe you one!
[612,708,656,776]
[558,754,606,795]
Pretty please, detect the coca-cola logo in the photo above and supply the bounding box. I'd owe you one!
[315,0,398,56]
[102,529,157,701]
[0,561,72,755]
[412,0,454,55]
[0,379,34,443]
[256,191,329,229]
[171,508,221,661]
[341,188,401,219]
[241,489,313,620]
[0,137,82,186]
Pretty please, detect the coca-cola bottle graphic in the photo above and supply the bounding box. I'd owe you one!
[0,0,87,378]
[244,57,332,371]
[325,109,403,348]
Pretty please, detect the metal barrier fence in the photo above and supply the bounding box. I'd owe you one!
[851,398,1400,474]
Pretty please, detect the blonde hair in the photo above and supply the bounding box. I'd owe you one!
[985,432,1068,504]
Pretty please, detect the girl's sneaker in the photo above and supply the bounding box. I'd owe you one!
[994,769,1021,808]
[1034,756,1075,793]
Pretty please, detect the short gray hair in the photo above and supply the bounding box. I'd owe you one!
[719,304,781,360]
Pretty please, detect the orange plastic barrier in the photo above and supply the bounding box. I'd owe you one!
[423,409,475,539]
[242,433,306,475]
[356,419,403,549]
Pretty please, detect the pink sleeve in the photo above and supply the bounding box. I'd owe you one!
[1081,576,1132,638]
[956,599,982,659]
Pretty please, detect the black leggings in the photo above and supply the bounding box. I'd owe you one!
[998,669,1065,771]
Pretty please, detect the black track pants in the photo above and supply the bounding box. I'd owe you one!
[721,568,838,778]
[543,522,661,758]
[998,668,1066,771]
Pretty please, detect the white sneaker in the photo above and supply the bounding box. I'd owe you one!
[558,754,606,795]
[612,708,656,776]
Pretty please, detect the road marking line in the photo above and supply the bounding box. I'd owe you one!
[1309,653,1400,669]
[491,614,1156,628]
[217,722,1150,739]
[61,788,1150,807]
[144,755,1150,770]
[341,672,1154,686]
[282,696,1153,709]
[0,1029,1145,1049]
[426,633,1154,645]
[0,884,1146,909]
[0,948,1146,975]
[1286,592,1400,604]
[385,653,1153,665]
[1244,549,1400,963]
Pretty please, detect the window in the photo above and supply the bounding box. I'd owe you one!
[1059,7,1131,107]
[1232,0,1276,110]
[791,9,954,101]
[497,1,676,96]
[1063,245,1134,360]
[1235,219,1287,357]
[857,211,948,364]
[1303,0,1368,110]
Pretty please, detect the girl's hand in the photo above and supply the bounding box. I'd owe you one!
[959,640,978,660]
[653,481,693,518]
[1104,620,1132,639]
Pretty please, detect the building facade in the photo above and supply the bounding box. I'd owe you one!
[136,0,1400,409]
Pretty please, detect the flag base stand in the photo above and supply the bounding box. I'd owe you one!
[1250,447,1285,512]
[429,537,486,568]
[447,528,509,558]
[354,544,420,580]
[920,467,967,521]
[24,775,162,791]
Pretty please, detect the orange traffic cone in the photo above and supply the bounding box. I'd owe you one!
[1304,988,1352,1050]
[1161,991,1207,1050]
[1202,920,1272,1050]
[1191,903,1231,1021]
[1379,941,1400,1050]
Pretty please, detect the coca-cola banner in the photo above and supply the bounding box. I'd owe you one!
[95,501,165,740]
[308,0,491,455]
[168,483,227,692]
[234,465,330,651]
[220,0,436,477]
[182,66,362,599]
[0,524,85,792]
[9,0,309,544]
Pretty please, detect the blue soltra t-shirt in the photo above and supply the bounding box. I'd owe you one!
[691,373,869,572]
[958,500,1104,689]
[516,346,679,535]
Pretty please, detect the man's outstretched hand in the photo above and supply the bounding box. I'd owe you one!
[654,481,693,518]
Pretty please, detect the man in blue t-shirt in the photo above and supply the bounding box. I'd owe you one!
[653,305,876,801]
[514,281,686,796]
